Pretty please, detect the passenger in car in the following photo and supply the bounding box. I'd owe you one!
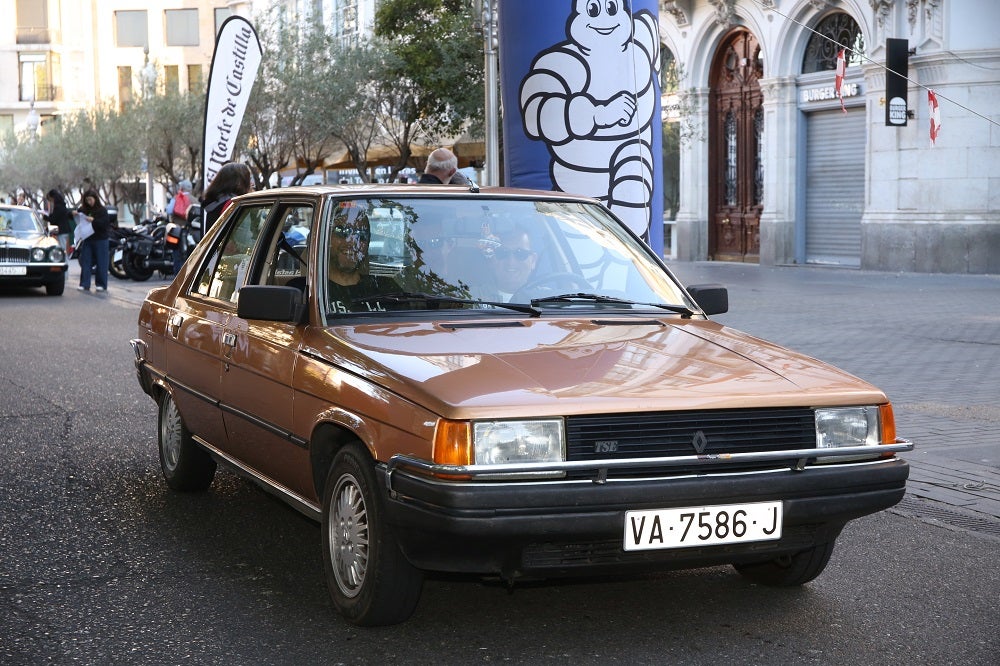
[327,204,398,313]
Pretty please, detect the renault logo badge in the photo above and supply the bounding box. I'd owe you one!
[692,430,709,454]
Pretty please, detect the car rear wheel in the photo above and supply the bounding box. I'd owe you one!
[158,392,216,491]
[322,444,423,626]
[733,541,835,586]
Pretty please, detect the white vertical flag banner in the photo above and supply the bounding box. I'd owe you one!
[202,16,263,191]
[928,89,941,146]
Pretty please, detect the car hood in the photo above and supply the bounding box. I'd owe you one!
[0,232,46,247]
[306,317,886,418]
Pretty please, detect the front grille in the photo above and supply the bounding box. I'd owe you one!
[0,247,30,263]
[565,407,815,477]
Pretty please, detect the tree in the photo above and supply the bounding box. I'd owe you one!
[374,0,484,137]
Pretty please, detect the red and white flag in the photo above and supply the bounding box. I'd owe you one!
[928,89,941,146]
[835,49,847,113]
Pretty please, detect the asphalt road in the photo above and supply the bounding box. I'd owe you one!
[0,270,997,665]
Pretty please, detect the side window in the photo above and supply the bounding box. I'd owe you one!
[192,204,271,304]
[262,204,314,289]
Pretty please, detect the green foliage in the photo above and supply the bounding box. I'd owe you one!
[374,0,484,135]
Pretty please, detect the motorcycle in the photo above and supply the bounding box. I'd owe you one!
[121,215,175,281]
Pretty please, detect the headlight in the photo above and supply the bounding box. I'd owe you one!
[48,246,66,262]
[815,406,880,462]
[471,419,564,478]
[30,247,47,262]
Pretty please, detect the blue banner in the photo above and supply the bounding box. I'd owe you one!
[499,0,663,254]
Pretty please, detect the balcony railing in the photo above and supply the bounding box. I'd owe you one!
[20,85,61,102]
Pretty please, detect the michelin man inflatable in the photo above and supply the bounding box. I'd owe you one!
[519,1,660,239]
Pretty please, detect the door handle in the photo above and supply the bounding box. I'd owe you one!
[167,314,183,338]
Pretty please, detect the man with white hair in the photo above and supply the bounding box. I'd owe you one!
[418,148,458,184]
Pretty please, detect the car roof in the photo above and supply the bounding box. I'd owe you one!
[235,184,601,204]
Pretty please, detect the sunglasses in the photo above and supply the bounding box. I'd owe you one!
[332,225,371,242]
[423,237,456,249]
[494,247,535,261]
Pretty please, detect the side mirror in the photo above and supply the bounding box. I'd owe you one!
[686,283,728,315]
[237,285,305,322]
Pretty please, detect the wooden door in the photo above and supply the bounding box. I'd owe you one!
[709,29,763,262]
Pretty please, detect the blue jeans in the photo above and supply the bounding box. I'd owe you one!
[79,238,109,290]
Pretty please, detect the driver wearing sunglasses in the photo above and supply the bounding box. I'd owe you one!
[326,204,396,313]
[490,228,538,302]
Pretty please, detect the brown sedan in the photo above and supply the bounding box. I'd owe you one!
[130,184,912,625]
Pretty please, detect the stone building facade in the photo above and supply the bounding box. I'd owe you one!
[660,0,999,273]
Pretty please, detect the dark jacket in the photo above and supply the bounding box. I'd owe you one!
[201,192,238,229]
[79,197,111,241]
[46,192,73,235]
[418,173,446,184]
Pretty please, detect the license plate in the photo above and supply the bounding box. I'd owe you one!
[0,266,27,276]
[114,248,123,262]
[624,501,782,551]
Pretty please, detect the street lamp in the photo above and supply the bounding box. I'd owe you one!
[25,100,40,139]
[140,47,158,219]
[474,0,499,186]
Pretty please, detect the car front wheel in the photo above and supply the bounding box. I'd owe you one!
[322,444,423,626]
[733,541,835,586]
[158,392,216,491]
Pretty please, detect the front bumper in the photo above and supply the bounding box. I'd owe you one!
[0,262,67,286]
[380,456,910,578]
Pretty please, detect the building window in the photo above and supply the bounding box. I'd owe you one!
[118,66,133,110]
[16,0,52,44]
[164,65,180,94]
[19,52,60,102]
[115,10,148,48]
[188,64,204,93]
[166,9,199,47]
[215,8,234,37]
[802,12,864,73]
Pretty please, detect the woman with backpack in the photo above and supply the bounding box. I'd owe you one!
[200,163,254,229]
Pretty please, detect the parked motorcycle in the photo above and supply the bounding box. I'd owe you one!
[121,215,175,281]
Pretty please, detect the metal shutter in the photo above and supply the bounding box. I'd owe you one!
[805,109,866,266]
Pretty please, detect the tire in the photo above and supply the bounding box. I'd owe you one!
[158,392,216,491]
[109,257,128,280]
[321,444,423,626]
[733,541,835,586]
[123,251,154,281]
[45,274,65,296]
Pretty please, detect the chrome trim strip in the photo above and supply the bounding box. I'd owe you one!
[194,435,321,521]
[385,440,914,491]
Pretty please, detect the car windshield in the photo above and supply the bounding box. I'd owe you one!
[0,208,44,237]
[319,195,693,321]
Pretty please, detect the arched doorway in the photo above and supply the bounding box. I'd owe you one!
[709,29,763,262]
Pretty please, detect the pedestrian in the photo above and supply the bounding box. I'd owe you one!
[76,189,112,293]
[167,179,194,275]
[44,189,74,255]
[201,163,254,229]
[418,148,458,184]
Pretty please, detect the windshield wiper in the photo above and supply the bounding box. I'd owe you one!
[352,292,542,317]
[530,293,696,316]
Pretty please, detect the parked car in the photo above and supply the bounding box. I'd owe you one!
[0,204,67,295]
[129,185,912,626]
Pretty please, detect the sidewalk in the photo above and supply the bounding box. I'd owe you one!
[82,258,1000,539]
[669,261,1000,539]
